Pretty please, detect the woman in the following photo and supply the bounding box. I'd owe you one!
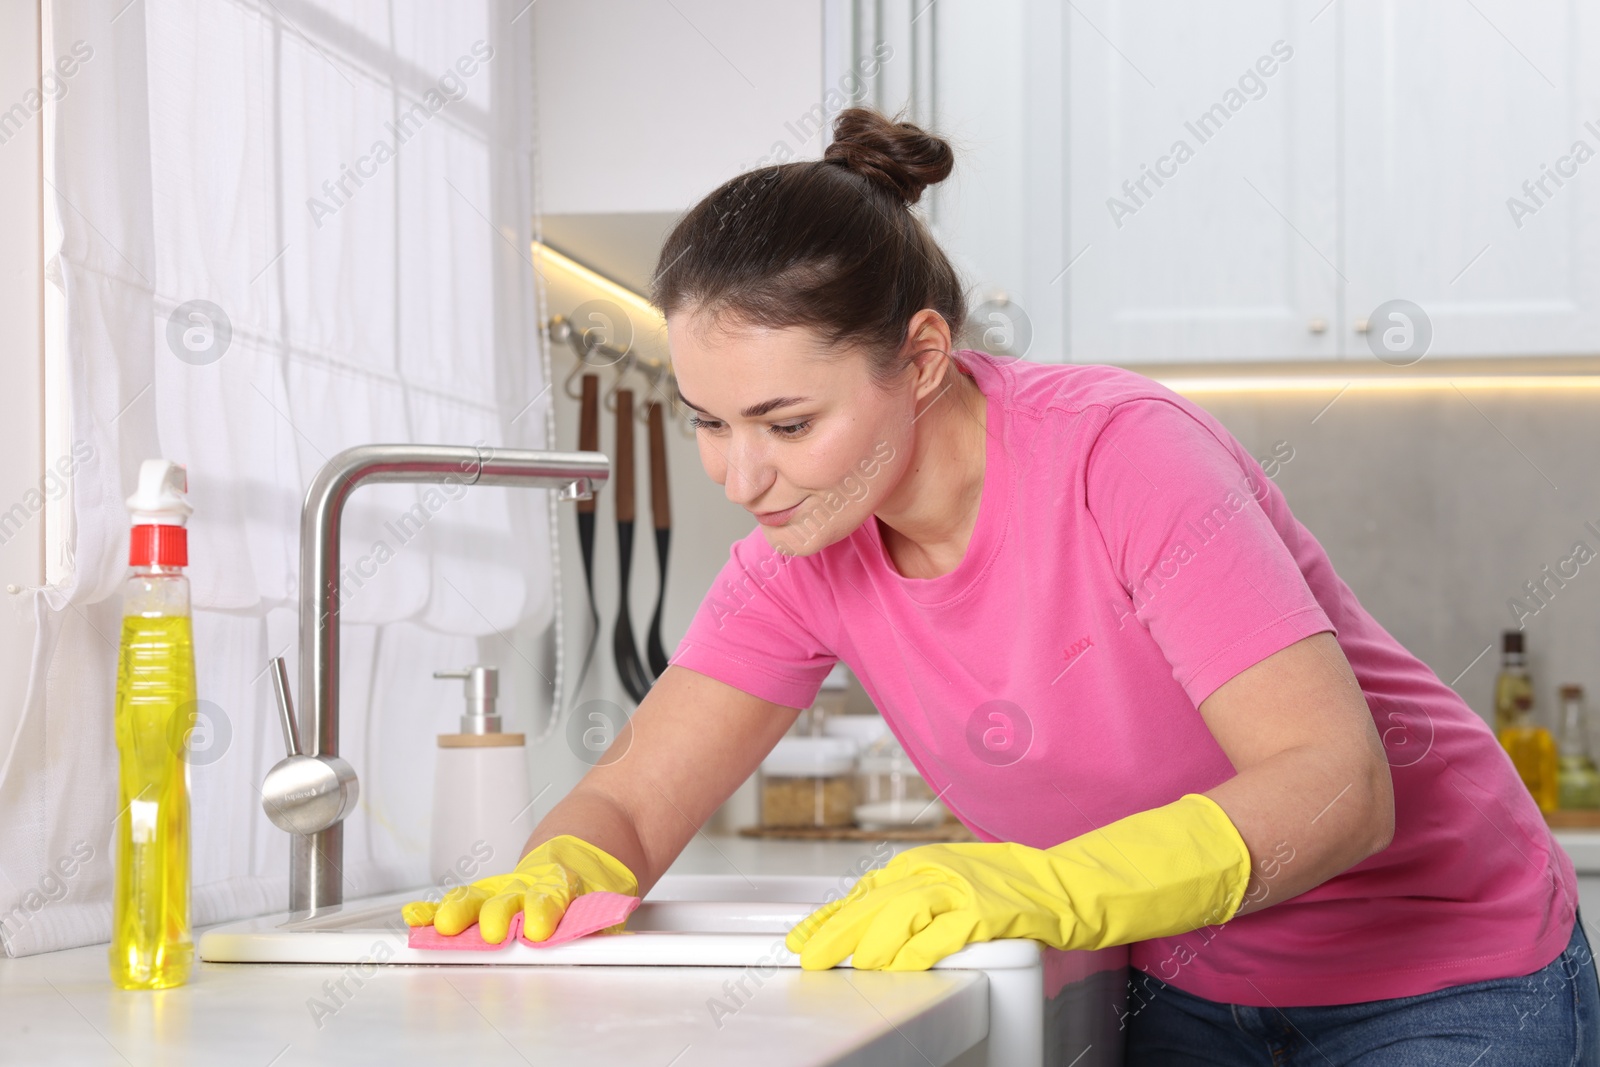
[404,109,1594,1063]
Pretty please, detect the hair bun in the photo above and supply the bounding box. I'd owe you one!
[823,108,953,205]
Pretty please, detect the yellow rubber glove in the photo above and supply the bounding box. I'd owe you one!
[401,834,639,945]
[785,793,1252,971]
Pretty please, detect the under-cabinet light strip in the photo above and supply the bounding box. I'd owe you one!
[1155,374,1600,393]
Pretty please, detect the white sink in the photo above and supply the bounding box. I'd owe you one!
[200,873,1128,1067]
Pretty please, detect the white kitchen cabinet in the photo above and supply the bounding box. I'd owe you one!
[922,0,1341,364]
[928,0,1070,363]
[1063,1,1338,363]
[1340,0,1600,358]
[918,0,1600,363]
[531,1,1600,360]
[921,0,1344,363]
[534,0,827,215]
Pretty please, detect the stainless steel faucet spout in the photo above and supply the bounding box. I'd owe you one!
[284,444,609,912]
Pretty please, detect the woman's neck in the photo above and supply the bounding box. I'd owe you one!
[874,362,989,579]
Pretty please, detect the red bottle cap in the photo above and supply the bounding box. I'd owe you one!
[130,524,188,567]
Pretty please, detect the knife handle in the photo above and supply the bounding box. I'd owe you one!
[615,389,635,524]
[648,402,670,531]
[577,373,599,515]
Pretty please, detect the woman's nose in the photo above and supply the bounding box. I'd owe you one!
[721,435,773,508]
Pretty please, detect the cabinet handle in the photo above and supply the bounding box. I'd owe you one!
[1353,318,1370,333]
[1308,318,1327,334]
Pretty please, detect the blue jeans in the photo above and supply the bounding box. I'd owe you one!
[1125,910,1600,1065]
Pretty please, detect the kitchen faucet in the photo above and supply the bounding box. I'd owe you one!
[260,444,609,913]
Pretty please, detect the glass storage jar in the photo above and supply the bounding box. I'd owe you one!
[786,664,854,738]
[854,733,945,829]
[820,709,890,751]
[813,663,852,719]
[759,737,858,829]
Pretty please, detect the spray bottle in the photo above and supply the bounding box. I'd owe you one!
[110,459,195,989]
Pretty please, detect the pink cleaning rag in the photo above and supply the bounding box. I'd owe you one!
[407,891,642,951]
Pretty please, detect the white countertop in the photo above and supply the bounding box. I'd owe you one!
[1553,830,1600,874]
[31,827,1590,1065]
[0,834,990,1067]
[0,943,986,1066]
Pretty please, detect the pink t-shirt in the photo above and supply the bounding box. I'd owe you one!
[672,349,1577,1007]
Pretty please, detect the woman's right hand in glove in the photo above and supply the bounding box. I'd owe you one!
[400,834,639,945]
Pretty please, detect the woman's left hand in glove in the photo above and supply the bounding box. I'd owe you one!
[784,793,1253,971]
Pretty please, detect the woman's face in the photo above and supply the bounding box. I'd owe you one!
[666,309,915,557]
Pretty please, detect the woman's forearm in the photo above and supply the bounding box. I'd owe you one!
[1183,633,1396,920]
[520,786,655,889]
[1206,741,1395,918]
[511,667,801,895]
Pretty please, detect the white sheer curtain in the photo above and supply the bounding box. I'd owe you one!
[0,0,557,956]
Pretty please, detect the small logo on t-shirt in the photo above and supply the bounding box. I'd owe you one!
[1052,636,1093,684]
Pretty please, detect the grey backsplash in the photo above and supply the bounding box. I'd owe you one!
[1194,384,1596,740]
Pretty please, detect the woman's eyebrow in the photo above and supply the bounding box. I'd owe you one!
[676,392,813,419]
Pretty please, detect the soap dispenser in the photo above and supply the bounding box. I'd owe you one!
[429,666,536,880]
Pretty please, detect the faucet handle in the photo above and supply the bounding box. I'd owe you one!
[260,656,360,836]
[269,656,302,757]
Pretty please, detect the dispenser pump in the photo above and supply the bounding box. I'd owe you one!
[126,459,192,567]
[427,663,530,880]
[433,666,500,734]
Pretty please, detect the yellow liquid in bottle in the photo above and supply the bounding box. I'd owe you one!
[1495,670,1534,735]
[110,613,195,989]
[1500,724,1559,814]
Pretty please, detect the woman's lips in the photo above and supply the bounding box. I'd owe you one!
[753,500,805,527]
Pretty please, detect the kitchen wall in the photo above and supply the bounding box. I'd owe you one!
[1198,382,1597,733]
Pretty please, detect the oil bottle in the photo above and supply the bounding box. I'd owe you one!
[110,460,196,989]
[1498,684,1558,814]
[1557,684,1600,810]
[1494,631,1534,735]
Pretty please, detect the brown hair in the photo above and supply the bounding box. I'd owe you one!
[650,108,966,385]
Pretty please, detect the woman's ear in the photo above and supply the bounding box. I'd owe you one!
[903,308,955,404]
